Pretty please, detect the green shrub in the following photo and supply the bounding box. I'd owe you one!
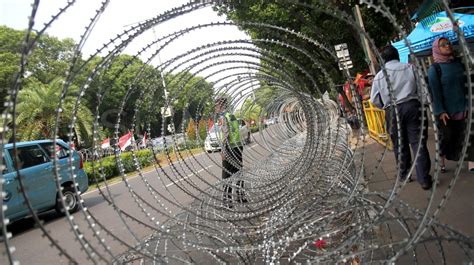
[121,152,136,173]
[83,157,118,184]
[84,149,155,184]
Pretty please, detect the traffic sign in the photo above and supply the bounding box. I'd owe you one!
[161,107,173,118]
[334,43,353,70]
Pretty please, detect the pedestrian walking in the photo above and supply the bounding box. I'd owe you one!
[215,97,247,208]
[427,37,474,172]
[370,45,433,190]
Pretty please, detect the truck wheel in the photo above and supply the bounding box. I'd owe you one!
[55,185,79,215]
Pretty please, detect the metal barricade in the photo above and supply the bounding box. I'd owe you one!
[362,100,392,149]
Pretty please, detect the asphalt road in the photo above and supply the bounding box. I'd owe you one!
[0,150,222,264]
[0,125,286,264]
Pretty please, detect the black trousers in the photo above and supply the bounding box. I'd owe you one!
[438,117,474,161]
[222,146,244,201]
[385,100,432,185]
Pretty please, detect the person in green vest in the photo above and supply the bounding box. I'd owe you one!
[215,96,247,208]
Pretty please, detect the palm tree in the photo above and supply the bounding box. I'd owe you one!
[15,78,93,146]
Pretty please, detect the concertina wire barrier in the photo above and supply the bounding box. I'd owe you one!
[1,0,473,264]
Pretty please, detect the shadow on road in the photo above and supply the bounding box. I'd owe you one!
[6,210,61,237]
[4,193,119,238]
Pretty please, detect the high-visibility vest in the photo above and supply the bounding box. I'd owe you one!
[219,113,242,147]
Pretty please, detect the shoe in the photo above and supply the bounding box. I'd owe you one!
[421,182,432,190]
[441,166,446,173]
[400,177,412,183]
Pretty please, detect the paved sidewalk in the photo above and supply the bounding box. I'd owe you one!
[360,126,474,263]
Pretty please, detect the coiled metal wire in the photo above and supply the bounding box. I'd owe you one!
[1,0,473,264]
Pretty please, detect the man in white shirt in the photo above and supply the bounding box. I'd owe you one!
[370,45,432,190]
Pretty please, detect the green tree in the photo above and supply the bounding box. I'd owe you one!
[165,71,214,136]
[214,1,423,95]
[77,55,216,139]
[214,1,355,95]
[0,26,94,144]
[15,78,93,146]
[28,35,77,84]
[167,72,215,119]
[0,26,77,84]
[239,98,263,125]
[0,26,216,143]
[81,54,165,136]
[0,52,19,113]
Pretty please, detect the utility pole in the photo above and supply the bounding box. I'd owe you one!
[354,5,378,74]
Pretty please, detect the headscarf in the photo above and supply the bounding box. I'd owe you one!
[432,37,454,63]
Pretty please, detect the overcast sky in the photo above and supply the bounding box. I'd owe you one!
[0,1,258,81]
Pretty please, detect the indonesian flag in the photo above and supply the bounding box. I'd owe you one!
[118,132,133,151]
[101,138,110,149]
[140,132,147,147]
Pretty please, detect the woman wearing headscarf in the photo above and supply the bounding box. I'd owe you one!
[428,37,474,172]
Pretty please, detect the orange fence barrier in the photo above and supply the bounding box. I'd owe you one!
[362,100,392,150]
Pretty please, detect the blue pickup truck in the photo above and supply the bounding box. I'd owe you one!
[2,139,88,223]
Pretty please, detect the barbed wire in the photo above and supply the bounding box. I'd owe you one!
[1,0,473,264]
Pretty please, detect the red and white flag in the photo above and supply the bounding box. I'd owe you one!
[140,132,147,147]
[118,132,133,151]
[101,138,110,149]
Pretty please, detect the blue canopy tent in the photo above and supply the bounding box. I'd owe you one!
[393,11,474,63]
